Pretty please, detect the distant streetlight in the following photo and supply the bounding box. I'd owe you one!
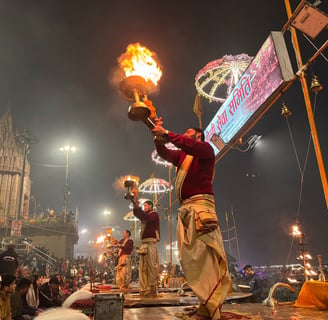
[104,210,111,227]
[60,145,76,216]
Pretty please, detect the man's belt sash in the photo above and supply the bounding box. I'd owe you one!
[175,154,193,204]
[181,194,219,234]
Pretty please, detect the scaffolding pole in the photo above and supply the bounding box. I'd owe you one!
[284,0,328,209]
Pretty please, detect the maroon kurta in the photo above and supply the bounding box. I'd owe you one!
[133,208,160,240]
[155,132,215,200]
[119,238,133,256]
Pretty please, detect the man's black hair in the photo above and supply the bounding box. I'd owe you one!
[243,264,253,271]
[17,277,32,289]
[49,276,59,285]
[191,127,205,141]
[0,273,16,290]
[6,244,16,250]
[144,200,153,207]
[125,229,131,237]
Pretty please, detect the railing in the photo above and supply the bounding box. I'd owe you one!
[23,241,57,266]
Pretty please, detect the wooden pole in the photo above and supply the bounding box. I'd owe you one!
[169,165,172,265]
[284,0,328,208]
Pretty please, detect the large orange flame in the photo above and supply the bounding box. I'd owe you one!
[118,43,162,85]
[125,175,140,184]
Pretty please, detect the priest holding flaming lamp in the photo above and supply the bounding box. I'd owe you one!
[118,43,231,318]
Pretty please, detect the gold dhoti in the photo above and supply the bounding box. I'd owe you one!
[177,194,231,319]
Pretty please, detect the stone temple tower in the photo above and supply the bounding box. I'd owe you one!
[0,110,31,224]
[0,110,78,258]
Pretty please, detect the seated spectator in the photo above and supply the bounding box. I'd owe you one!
[39,277,62,308]
[243,264,263,302]
[0,273,17,320]
[10,277,40,320]
[22,266,33,280]
[63,276,78,295]
[70,265,78,277]
[26,275,42,309]
[56,274,68,300]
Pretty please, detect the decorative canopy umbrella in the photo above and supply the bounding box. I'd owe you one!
[195,54,253,103]
[124,211,138,222]
[151,142,178,167]
[138,178,172,207]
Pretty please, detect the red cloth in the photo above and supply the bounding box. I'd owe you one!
[155,132,215,200]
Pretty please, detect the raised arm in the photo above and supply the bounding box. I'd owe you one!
[153,125,213,159]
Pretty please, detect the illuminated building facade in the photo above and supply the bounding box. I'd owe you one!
[0,110,78,259]
[0,110,31,223]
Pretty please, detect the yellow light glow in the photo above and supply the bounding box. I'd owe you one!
[292,225,302,237]
[96,235,106,244]
[60,145,77,152]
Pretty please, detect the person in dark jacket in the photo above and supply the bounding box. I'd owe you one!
[10,277,40,320]
[0,244,19,276]
[243,264,263,302]
[39,277,62,308]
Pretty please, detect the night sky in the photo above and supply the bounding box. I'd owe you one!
[0,0,327,267]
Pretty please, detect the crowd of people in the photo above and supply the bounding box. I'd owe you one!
[0,229,324,319]
[2,121,325,319]
[0,238,111,283]
[0,239,108,319]
[0,241,86,319]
